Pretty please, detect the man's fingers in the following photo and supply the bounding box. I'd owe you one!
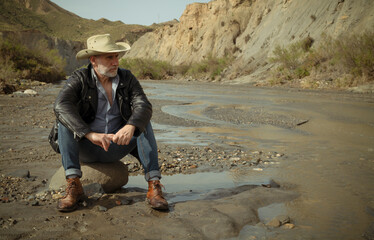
[107,134,114,141]
[102,135,113,151]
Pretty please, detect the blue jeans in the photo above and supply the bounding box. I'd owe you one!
[58,122,161,181]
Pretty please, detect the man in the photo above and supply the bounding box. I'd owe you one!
[50,34,168,212]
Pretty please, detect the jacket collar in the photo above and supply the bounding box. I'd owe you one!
[87,64,96,88]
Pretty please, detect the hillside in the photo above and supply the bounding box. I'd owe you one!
[0,0,152,44]
[125,0,374,87]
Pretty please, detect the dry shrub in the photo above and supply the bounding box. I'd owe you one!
[119,58,174,80]
[0,37,66,83]
[269,32,374,88]
[120,54,231,81]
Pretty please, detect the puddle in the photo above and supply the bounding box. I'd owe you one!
[125,171,273,204]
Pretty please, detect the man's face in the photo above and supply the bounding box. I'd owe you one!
[91,53,119,78]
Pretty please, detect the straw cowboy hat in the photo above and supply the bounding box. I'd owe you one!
[76,34,131,60]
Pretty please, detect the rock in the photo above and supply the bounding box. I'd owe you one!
[276,215,291,225]
[52,193,63,200]
[97,205,107,212]
[49,162,128,193]
[266,215,291,228]
[282,223,295,229]
[266,218,281,228]
[23,89,38,95]
[120,198,132,205]
[0,81,16,94]
[7,169,30,178]
[262,179,281,188]
[83,183,105,198]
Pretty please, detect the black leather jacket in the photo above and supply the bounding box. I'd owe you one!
[53,64,152,141]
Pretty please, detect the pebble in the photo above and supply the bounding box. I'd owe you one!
[282,223,295,229]
[266,215,291,228]
[126,145,285,175]
[52,193,63,200]
[276,215,291,225]
[23,89,38,95]
[266,218,281,228]
[98,205,107,212]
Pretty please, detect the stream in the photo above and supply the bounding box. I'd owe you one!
[127,80,374,239]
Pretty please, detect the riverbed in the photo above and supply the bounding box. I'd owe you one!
[0,80,373,239]
[141,80,374,239]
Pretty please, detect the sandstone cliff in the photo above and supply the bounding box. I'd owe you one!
[126,0,374,83]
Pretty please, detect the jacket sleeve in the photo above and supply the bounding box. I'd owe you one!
[125,71,152,135]
[53,74,91,140]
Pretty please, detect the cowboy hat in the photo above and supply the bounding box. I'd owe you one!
[76,34,131,60]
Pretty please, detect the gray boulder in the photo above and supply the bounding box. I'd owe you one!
[49,161,128,193]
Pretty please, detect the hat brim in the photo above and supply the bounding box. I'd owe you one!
[76,42,131,60]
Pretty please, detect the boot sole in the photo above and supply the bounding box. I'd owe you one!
[146,198,169,210]
[57,194,85,212]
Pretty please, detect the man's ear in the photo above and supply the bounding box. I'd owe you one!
[89,56,96,65]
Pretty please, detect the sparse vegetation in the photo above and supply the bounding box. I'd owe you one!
[120,58,174,80]
[269,32,374,88]
[0,36,66,84]
[120,54,231,81]
[0,0,153,43]
[185,54,232,80]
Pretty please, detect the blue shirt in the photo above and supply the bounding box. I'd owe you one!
[89,69,123,134]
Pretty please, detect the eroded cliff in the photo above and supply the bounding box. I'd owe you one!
[125,0,374,83]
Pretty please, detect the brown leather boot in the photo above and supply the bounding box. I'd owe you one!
[147,180,168,210]
[57,177,84,212]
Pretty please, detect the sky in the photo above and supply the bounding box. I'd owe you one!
[51,0,211,26]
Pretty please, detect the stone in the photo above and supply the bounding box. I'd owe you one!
[266,215,291,228]
[23,89,38,95]
[282,223,295,229]
[48,162,128,193]
[83,183,105,197]
[275,215,291,225]
[97,205,107,212]
[266,218,281,228]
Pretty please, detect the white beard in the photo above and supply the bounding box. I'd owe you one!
[97,61,117,78]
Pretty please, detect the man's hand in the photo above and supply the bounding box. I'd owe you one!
[112,124,136,145]
[85,132,114,152]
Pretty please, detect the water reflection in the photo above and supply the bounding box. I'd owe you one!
[126,171,274,204]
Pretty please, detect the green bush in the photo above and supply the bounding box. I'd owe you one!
[328,32,374,78]
[270,37,313,80]
[0,37,66,83]
[120,58,174,80]
[270,32,374,87]
[120,54,231,81]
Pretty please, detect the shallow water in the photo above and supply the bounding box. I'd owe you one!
[127,170,274,204]
[141,81,374,239]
